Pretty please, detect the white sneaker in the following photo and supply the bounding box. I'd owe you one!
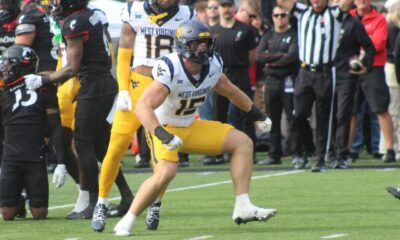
[113,218,133,237]
[232,205,277,225]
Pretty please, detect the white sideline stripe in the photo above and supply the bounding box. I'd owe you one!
[168,170,304,193]
[185,235,213,240]
[46,170,303,211]
[321,233,348,239]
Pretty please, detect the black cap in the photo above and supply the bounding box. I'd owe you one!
[219,0,234,5]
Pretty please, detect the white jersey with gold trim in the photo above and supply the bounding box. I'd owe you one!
[121,1,195,68]
[152,52,223,127]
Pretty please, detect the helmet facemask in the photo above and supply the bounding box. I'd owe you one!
[181,37,215,65]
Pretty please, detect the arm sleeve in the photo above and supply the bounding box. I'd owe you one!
[116,47,133,91]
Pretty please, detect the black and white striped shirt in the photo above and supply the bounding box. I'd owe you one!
[292,2,344,65]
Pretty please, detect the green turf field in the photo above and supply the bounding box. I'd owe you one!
[1,153,400,240]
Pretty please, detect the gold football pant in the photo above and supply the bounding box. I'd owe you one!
[57,77,80,129]
[98,72,153,198]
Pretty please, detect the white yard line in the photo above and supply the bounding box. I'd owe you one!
[185,235,213,240]
[321,233,348,239]
[47,170,304,211]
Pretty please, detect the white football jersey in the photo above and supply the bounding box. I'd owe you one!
[121,1,195,68]
[152,52,223,127]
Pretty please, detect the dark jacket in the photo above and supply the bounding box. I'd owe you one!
[335,14,375,82]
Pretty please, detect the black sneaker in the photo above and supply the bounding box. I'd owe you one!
[134,159,149,168]
[65,206,94,220]
[332,159,347,169]
[16,195,26,219]
[387,186,400,199]
[258,158,282,165]
[349,152,358,163]
[146,202,161,230]
[294,156,309,169]
[203,156,225,165]
[384,149,396,163]
[311,161,326,173]
[91,203,108,232]
[178,159,189,167]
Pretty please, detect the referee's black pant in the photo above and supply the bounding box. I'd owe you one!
[264,75,296,159]
[294,68,334,163]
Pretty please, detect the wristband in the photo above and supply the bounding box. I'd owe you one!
[247,105,266,121]
[154,126,173,144]
[42,76,51,85]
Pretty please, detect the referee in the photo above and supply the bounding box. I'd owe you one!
[278,0,354,172]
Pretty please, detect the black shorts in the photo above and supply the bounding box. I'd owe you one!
[353,67,390,113]
[74,94,114,142]
[0,160,48,208]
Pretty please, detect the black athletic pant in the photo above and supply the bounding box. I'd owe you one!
[334,80,357,159]
[214,67,255,143]
[294,68,333,162]
[74,94,114,206]
[264,76,296,159]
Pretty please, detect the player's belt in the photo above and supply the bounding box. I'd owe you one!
[132,65,152,77]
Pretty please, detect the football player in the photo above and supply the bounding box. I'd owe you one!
[41,1,135,220]
[0,0,20,176]
[16,0,68,191]
[113,19,276,236]
[0,45,66,220]
[92,0,195,232]
[24,0,118,219]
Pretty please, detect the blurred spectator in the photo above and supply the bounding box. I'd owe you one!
[350,102,381,160]
[277,0,354,172]
[349,0,396,163]
[380,0,400,161]
[206,0,220,26]
[330,0,375,168]
[194,0,209,24]
[256,5,298,165]
[209,0,259,164]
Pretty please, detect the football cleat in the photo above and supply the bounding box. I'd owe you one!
[65,206,94,220]
[146,202,161,230]
[108,196,133,218]
[387,186,400,200]
[91,203,108,232]
[232,205,277,225]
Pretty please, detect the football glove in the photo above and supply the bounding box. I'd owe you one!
[256,117,272,133]
[247,105,272,133]
[53,164,67,189]
[116,90,132,111]
[24,74,50,90]
[154,126,183,151]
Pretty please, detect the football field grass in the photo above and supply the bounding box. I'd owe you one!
[1,155,400,240]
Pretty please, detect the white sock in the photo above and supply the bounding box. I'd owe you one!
[97,197,109,207]
[73,185,89,212]
[122,211,136,227]
[235,193,252,208]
